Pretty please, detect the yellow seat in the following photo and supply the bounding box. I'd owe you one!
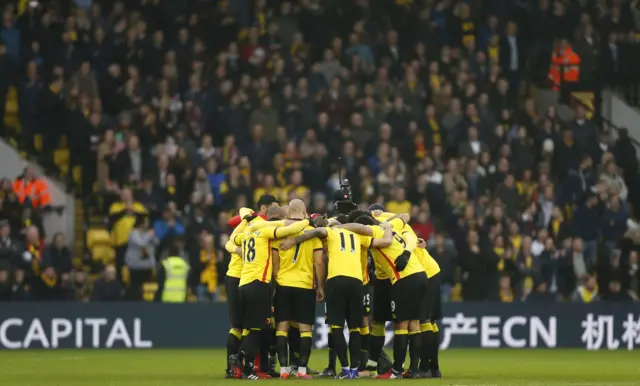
[4,86,18,129]
[86,228,112,249]
[73,165,82,185]
[53,148,70,168]
[143,282,158,302]
[34,134,43,152]
[91,246,115,264]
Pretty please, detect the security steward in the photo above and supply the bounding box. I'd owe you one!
[155,241,190,303]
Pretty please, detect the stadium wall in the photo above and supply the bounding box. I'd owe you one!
[1,303,640,350]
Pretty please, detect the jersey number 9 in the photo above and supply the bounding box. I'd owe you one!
[243,237,256,263]
[392,231,406,248]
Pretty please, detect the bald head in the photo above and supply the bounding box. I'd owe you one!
[288,199,306,219]
[267,206,287,220]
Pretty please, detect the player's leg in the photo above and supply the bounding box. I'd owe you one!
[370,279,392,373]
[359,283,372,374]
[326,278,350,378]
[235,282,268,379]
[225,277,243,378]
[288,322,300,367]
[377,278,412,379]
[428,274,443,378]
[293,288,316,378]
[419,275,434,374]
[406,275,428,378]
[274,285,292,378]
[346,280,364,379]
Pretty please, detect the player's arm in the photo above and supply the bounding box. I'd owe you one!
[279,228,328,250]
[225,221,248,253]
[267,219,311,240]
[272,248,281,280]
[313,248,326,301]
[249,220,285,232]
[335,223,374,236]
[370,224,393,248]
[386,213,410,224]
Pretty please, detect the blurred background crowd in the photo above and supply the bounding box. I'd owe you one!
[1,0,640,304]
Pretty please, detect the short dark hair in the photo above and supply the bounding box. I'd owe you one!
[348,209,368,223]
[335,214,349,224]
[257,194,279,209]
[354,215,376,225]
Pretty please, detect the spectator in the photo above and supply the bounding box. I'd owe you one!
[125,215,157,301]
[42,233,72,282]
[108,188,148,280]
[91,265,124,302]
[70,270,92,302]
[197,233,221,302]
[154,204,185,254]
[0,220,18,271]
[571,276,600,303]
[12,167,51,209]
[428,233,457,302]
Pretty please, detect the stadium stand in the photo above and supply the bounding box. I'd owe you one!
[0,0,639,304]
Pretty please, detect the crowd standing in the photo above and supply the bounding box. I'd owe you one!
[0,0,640,303]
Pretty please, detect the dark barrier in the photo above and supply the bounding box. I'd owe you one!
[1,302,639,350]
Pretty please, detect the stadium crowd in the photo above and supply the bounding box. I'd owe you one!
[0,0,640,305]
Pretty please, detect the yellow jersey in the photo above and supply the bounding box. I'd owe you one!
[275,223,323,289]
[325,227,371,282]
[361,248,371,285]
[370,220,424,285]
[235,219,310,287]
[400,224,441,278]
[226,216,266,278]
[370,212,397,281]
[108,201,148,246]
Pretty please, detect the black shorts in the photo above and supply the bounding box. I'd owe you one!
[239,280,273,329]
[373,278,392,323]
[325,276,363,329]
[391,272,428,322]
[274,284,316,325]
[422,273,442,321]
[226,276,242,329]
[362,283,373,318]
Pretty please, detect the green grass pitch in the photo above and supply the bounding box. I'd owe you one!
[0,349,638,385]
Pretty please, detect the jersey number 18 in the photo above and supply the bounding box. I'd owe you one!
[243,237,256,263]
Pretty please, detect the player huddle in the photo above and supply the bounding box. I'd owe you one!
[223,192,442,380]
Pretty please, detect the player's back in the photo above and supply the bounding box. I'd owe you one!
[239,229,273,286]
[325,227,367,282]
[370,221,424,284]
[276,225,321,289]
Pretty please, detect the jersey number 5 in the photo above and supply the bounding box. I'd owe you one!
[243,237,256,263]
[339,232,356,253]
